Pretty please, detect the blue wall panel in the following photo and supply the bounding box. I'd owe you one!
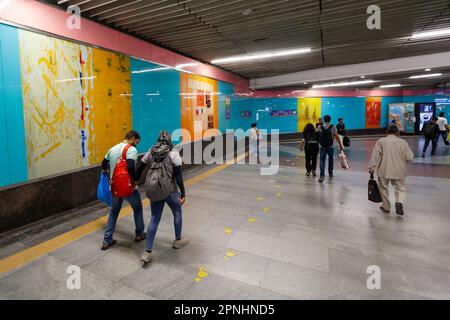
[0,24,27,187]
[130,58,181,153]
[218,81,234,132]
[321,97,366,130]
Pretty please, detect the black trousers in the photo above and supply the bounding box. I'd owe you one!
[305,143,319,173]
[423,137,437,155]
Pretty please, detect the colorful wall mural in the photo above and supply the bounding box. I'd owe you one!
[297,98,321,132]
[365,97,381,128]
[180,73,218,142]
[19,30,132,180]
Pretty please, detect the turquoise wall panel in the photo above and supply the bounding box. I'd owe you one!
[218,81,234,132]
[130,58,181,153]
[0,24,27,187]
[321,97,366,130]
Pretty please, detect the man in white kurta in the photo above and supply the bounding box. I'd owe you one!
[368,125,414,216]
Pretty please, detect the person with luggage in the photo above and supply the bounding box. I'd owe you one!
[136,131,188,264]
[368,125,414,216]
[422,117,439,157]
[316,115,344,183]
[300,123,319,176]
[436,112,449,146]
[101,130,146,250]
[336,118,347,150]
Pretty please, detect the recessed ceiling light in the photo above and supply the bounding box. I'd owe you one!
[412,28,450,39]
[312,80,375,89]
[242,8,254,15]
[380,84,402,88]
[211,48,311,64]
[425,68,431,72]
[360,75,365,79]
[303,82,308,85]
[409,73,442,79]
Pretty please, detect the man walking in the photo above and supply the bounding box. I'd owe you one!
[101,130,146,250]
[317,115,344,183]
[436,112,449,146]
[422,117,439,157]
[368,125,414,216]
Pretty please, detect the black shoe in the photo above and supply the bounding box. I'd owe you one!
[421,153,425,158]
[318,176,324,183]
[101,239,117,250]
[312,172,317,177]
[306,172,311,176]
[379,206,390,213]
[329,174,334,178]
[395,202,404,216]
[134,233,146,242]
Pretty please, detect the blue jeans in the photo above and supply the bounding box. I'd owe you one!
[438,130,449,145]
[319,147,334,177]
[146,192,182,251]
[103,189,145,244]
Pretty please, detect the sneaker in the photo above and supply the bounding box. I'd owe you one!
[421,153,426,158]
[395,202,404,216]
[101,239,117,251]
[141,251,153,263]
[173,238,189,249]
[379,206,390,213]
[329,173,334,178]
[318,176,324,183]
[306,172,311,176]
[312,172,317,177]
[134,233,146,242]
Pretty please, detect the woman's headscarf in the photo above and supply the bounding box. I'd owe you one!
[151,130,173,162]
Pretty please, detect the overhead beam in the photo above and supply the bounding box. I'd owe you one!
[251,51,450,89]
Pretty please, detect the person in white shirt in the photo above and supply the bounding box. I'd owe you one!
[249,123,261,158]
[436,112,449,146]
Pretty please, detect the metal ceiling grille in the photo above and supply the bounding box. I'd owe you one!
[41,0,450,81]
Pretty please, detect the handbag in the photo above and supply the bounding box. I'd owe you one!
[97,171,112,206]
[339,151,351,170]
[368,173,382,203]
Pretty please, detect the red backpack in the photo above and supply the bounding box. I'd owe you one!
[111,144,134,198]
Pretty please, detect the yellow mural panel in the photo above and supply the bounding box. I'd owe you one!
[88,49,132,165]
[19,30,131,179]
[297,98,321,132]
[180,73,218,142]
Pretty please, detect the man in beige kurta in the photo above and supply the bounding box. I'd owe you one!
[368,125,414,215]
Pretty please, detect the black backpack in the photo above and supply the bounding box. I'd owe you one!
[318,125,334,147]
[423,122,436,138]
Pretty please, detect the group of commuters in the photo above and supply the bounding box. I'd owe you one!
[421,112,449,157]
[101,130,188,264]
[301,115,345,183]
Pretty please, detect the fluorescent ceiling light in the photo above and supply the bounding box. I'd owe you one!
[412,28,450,39]
[312,80,375,89]
[132,67,171,74]
[380,84,402,88]
[146,93,160,96]
[425,68,431,71]
[211,48,311,64]
[409,73,442,79]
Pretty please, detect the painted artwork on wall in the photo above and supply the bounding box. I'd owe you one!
[297,98,321,132]
[180,73,218,142]
[388,103,415,133]
[19,30,132,180]
[365,97,381,128]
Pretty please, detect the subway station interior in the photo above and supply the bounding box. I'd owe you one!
[1,0,450,301]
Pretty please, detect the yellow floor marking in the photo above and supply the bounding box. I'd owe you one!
[195,266,209,282]
[224,227,233,236]
[256,196,264,201]
[263,208,271,213]
[0,152,248,276]
[276,192,283,197]
[247,217,256,223]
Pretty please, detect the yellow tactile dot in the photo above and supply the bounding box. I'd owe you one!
[224,227,233,236]
[256,196,264,201]
[263,208,271,213]
[247,217,256,223]
[195,277,202,282]
[276,192,283,197]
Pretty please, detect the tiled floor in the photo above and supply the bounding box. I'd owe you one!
[1,137,450,300]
